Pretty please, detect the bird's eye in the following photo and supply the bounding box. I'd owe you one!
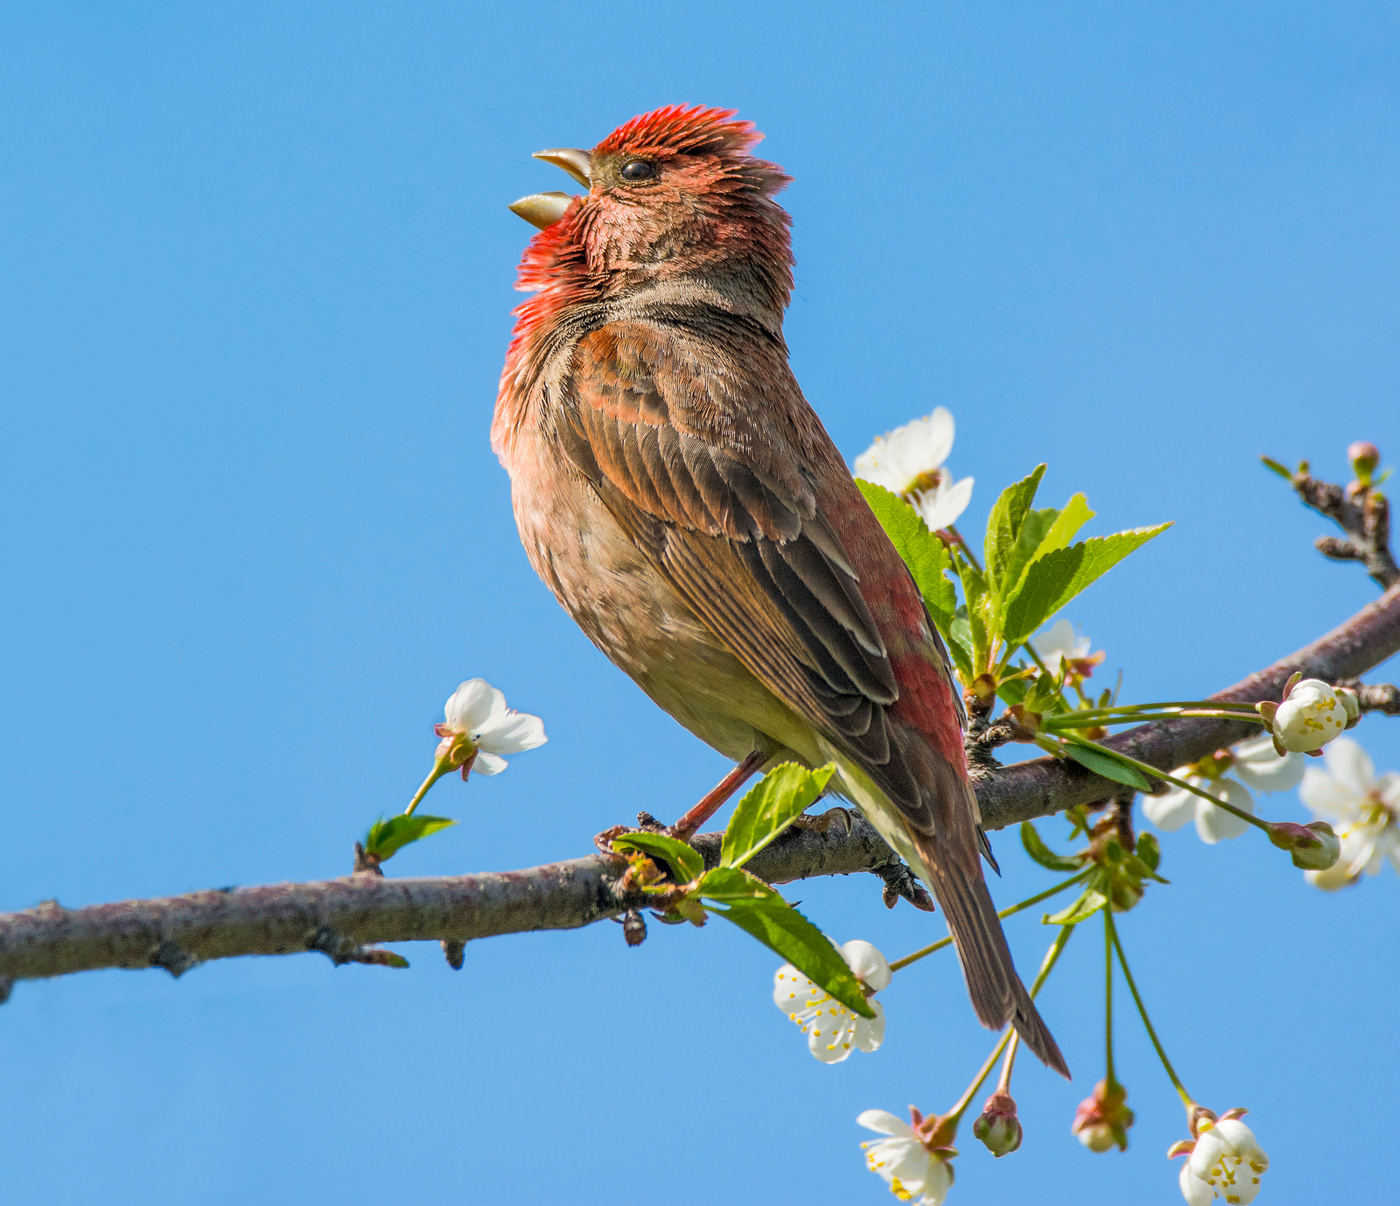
[620,159,657,182]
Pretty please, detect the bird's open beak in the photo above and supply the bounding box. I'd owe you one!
[508,191,574,230]
[508,148,594,230]
[532,148,593,188]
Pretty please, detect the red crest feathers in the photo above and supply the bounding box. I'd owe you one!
[593,104,762,159]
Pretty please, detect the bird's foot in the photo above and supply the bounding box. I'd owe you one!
[875,860,937,912]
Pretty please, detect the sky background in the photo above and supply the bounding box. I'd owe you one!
[2,3,1398,1203]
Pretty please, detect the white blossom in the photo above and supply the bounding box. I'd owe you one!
[1143,735,1302,844]
[1179,1117,1269,1206]
[773,940,889,1063]
[858,1110,953,1206]
[1032,619,1106,682]
[1271,678,1347,753]
[854,409,974,532]
[1298,736,1400,890]
[437,678,546,776]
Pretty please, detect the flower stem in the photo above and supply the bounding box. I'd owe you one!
[1105,910,1193,1109]
[1103,907,1117,1088]
[1044,706,1265,732]
[1059,734,1276,837]
[887,871,1090,972]
[404,761,452,817]
[947,524,983,573]
[946,925,1075,1123]
[996,1032,1020,1093]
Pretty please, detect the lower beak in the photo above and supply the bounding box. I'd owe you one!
[509,191,574,230]
[532,147,593,188]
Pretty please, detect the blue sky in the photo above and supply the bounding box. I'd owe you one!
[1,3,1397,1203]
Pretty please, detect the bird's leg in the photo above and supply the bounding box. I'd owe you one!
[670,749,767,840]
[596,749,767,855]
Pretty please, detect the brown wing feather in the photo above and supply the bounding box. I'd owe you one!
[551,320,904,771]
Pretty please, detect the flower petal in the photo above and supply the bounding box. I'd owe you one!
[841,940,892,991]
[1321,736,1376,796]
[1231,737,1304,793]
[1179,1160,1216,1206]
[477,710,547,754]
[470,749,508,776]
[916,474,973,531]
[857,1109,915,1139]
[1143,785,1197,832]
[852,1000,886,1053]
[1032,619,1077,666]
[444,679,506,733]
[1194,778,1254,844]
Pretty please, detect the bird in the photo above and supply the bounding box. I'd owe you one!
[492,104,1068,1077]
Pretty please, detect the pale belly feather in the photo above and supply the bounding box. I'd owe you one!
[508,453,823,770]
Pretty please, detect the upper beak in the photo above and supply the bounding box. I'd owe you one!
[532,147,593,188]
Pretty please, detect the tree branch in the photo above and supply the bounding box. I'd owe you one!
[2,580,1397,988]
[1290,465,1399,590]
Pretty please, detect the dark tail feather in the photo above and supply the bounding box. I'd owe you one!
[914,829,1071,1079]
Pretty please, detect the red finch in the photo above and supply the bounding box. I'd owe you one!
[493,105,1067,1076]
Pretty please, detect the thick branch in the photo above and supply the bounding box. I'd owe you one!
[2,582,1397,986]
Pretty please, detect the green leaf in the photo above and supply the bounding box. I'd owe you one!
[1260,456,1295,481]
[364,814,458,861]
[1045,888,1107,926]
[956,561,992,667]
[1000,506,1060,601]
[720,763,836,869]
[1036,494,1095,562]
[708,896,875,1017]
[697,865,782,902]
[1020,822,1085,872]
[855,480,957,631]
[1135,832,1161,872]
[984,465,1046,592]
[611,832,706,883]
[1061,743,1157,792]
[946,607,975,680]
[1002,524,1171,647]
[996,676,1029,707]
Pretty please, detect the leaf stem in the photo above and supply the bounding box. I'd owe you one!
[1105,910,1193,1108]
[887,871,1089,972]
[947,524,983,574]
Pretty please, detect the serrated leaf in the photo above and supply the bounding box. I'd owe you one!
[1036,494,1095,562]
[721,763,835,869]
[1045,888,1107,926]
[697,865,781,902]
[984,465,1046,593]
[708,896,874,1017]
[1000,507,1060,602]
[611,832,706,883]
[855,480,957,631]
[1061,743,1157,792]
[1020,822,1085,872]
[947,607,975,680]
[957,561,991,667]
[1002,524,1171,647]
[996,676,1029,707]
[364,814,458,861]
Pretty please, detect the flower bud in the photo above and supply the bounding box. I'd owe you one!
[973,1090,1023,1158]
[1072,1079,1134,1152]
[1271,678,1347,753]
[1336,686,1361,729]
[1348,441,1381,484]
